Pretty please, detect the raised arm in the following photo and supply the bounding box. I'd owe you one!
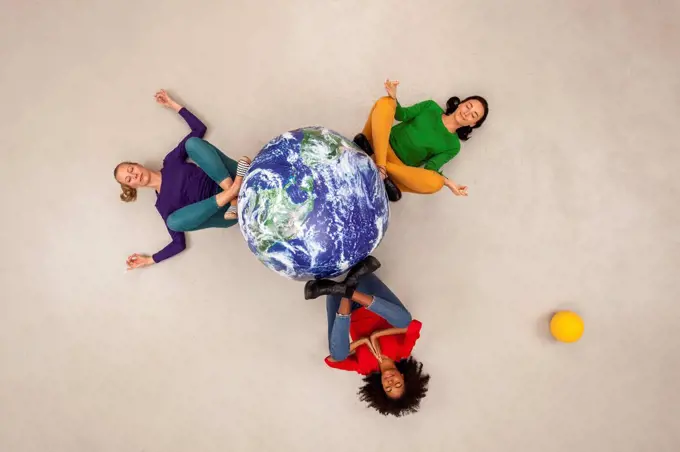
[177,107,207,140]
[155,89,206,135]
[155,89,207,163]
[383,79,437,122]
[395,100,438,122]
[170,107,207,163]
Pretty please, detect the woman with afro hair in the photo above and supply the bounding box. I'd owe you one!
[315,268,430,417]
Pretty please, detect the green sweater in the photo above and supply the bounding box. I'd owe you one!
[390,100,460,174]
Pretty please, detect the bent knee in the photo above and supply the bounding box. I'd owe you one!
[374,96,397,111]
[185,137,206,156]
[392,313,413,329]
[421,173,445,194]
[330,349,350,362]
[167,213,191,232]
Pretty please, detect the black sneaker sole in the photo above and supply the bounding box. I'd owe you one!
[384,178,402,202]
[353,134,374,156]
[344,256,382,286]
[304,281,317,300]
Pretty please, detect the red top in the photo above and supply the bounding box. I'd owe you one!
[324,307,422,375]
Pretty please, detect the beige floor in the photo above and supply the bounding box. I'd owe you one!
[1,0,679,451]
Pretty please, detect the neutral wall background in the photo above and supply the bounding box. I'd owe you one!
[1,1,679,451]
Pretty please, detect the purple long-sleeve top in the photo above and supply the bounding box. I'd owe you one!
[151,108,220,263]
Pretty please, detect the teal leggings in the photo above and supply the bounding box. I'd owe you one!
[166,137,239,232]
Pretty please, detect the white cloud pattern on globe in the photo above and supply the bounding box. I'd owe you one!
[237,127,390,279]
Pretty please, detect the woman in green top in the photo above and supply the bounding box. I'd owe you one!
[354,80,489,201]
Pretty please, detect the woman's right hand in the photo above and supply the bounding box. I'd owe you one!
[369,335,383,362]
[384,79,399,99]
[445,179,469,197]
[126,253,155,270]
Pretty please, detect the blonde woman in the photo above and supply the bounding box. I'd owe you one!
[114,90,249,270]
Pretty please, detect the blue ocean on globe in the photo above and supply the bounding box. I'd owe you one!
[237,127,389,280]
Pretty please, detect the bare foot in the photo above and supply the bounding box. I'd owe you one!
[215,190,234,207]
[219,177,234,192]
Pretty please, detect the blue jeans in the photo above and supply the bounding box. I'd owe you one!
[326,273,412,362]
[166,138,239,232]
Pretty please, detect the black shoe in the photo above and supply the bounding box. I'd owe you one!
[384,178,402,202]
[353,134,374,156]
[304,279,354,300]
[344,256,381,287]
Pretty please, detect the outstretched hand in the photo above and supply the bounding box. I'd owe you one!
[154,89,182,112]
[449,184,468,196]
[126,253,155,270]
[445,179,469,197]
[384,79,399,99]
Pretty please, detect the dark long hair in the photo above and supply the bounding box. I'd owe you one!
[357,357,430,417]
[445,95,489,141]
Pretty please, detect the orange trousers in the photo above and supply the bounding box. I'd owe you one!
[362,97,445,194]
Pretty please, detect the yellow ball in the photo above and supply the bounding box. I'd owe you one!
[550,311,584,343]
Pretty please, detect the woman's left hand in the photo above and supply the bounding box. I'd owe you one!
[154,89,182,112]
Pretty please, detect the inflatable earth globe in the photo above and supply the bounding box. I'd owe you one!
[237,127,389,280]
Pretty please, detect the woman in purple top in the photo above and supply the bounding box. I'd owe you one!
[114,90,250,270]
